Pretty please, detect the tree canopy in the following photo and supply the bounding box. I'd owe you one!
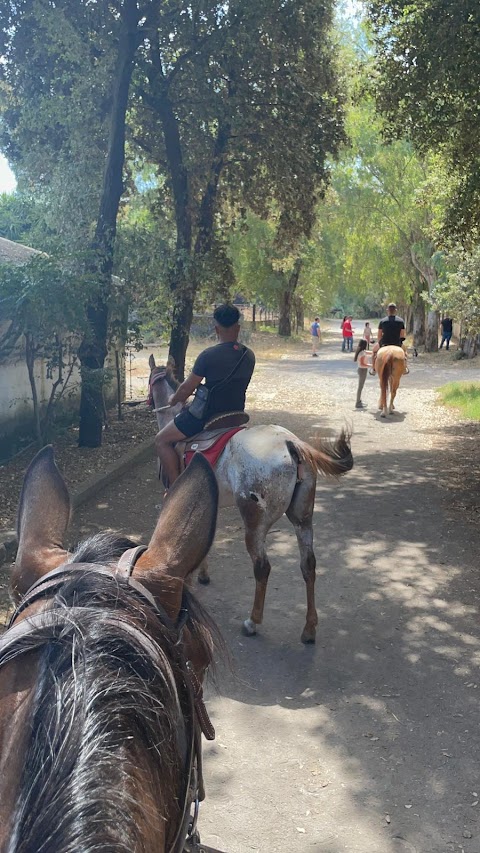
[368,0,480,240]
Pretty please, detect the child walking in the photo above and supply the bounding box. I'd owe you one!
[354,339,372,409]
[363,322,372,348]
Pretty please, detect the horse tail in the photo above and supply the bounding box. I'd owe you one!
[286,428,353,478]
[380,353,392,400]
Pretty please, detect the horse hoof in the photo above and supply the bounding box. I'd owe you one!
[301,630,316,644]
[242,618,257,637]
[198,574,210,585]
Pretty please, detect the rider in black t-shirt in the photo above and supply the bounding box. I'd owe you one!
[371,302,406,372]
[155,304,255,487]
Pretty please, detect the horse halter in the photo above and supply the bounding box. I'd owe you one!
[148,368,172,412]
[1,547,222,853]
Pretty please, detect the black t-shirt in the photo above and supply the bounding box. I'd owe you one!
[192,342,255,417]
[441,318,453,334]
[378,315,405,347]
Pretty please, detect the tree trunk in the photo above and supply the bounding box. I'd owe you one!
[425,309,439,353]
[78,0,140,447]
[462,335,477,358]
[278,259,302,337]
[293,296,304,333]
[409,244,438,353]
[169,289,195,382]
[278,288,292,336]
[412,277,426,349]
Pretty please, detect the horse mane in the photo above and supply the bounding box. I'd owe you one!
[165,363,180,391]
[6,533,217,853]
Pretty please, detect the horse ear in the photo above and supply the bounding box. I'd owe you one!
[135,454,218,579]
[167,354,176,369]
[13,446,70,600]
[148,353,156,369]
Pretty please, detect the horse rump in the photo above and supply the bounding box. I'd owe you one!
[287,428,353,478]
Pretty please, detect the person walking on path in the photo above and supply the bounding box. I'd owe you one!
[311,317,321,356]
[363,322,372,348]
[440,316,453,350]
[354,339,372,408]
[342,316,354,352]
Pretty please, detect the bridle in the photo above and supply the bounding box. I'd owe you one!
[0,547,224,853]
[148,368,173,413]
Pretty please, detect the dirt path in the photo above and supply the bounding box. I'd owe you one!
[69,331,480,853]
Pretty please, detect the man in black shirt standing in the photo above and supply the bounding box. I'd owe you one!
[440,316,453,350]
[155,304,255,486]
[372,302,406,372]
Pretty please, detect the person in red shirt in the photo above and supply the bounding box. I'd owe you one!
[342,316,354,352]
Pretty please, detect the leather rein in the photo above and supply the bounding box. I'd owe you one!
[0,547,224,853]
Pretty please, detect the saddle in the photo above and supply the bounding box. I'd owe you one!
[176,412,249,473]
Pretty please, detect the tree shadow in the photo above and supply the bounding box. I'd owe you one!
[48,402,480,853]
[195,407,480,853]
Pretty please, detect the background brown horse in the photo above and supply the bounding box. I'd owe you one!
[0,448,220,853]
[376,344,406,417]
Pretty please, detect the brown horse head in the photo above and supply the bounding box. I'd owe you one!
[2,447,220,851]
[14,445,217,599]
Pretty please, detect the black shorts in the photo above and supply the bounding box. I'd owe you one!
[174,408,206,438]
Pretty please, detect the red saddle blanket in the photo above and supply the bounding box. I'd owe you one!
[184,427,244,468]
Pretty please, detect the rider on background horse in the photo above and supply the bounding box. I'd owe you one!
[155,303,255,487]
[371,301,407,373]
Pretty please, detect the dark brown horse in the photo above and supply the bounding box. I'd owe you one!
[0,447,221,853]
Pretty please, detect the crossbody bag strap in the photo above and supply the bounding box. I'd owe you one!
[207,345,249,396]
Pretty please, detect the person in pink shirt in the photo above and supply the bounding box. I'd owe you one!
[354,338,372,408]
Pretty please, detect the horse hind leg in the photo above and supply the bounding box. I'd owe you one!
[237,497,275,637]
[286,475,318,644]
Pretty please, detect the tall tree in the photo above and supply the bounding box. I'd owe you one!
[130,0,345,376]
[0,0,147,446]
[368,0,480,241]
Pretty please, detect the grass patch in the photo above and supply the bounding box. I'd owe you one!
[438,381,480,420]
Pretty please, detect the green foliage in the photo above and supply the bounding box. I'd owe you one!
[438,382,480,421]
[0,0,115,250]
[432,247,480,336]
[0,254,90,359]
[368,0,480,240]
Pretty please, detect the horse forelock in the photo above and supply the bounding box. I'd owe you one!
[150,364,178,393]
[2,565,212,852]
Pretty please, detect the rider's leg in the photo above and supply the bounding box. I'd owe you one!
[370,342,380,374]
[155,420,187,488]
